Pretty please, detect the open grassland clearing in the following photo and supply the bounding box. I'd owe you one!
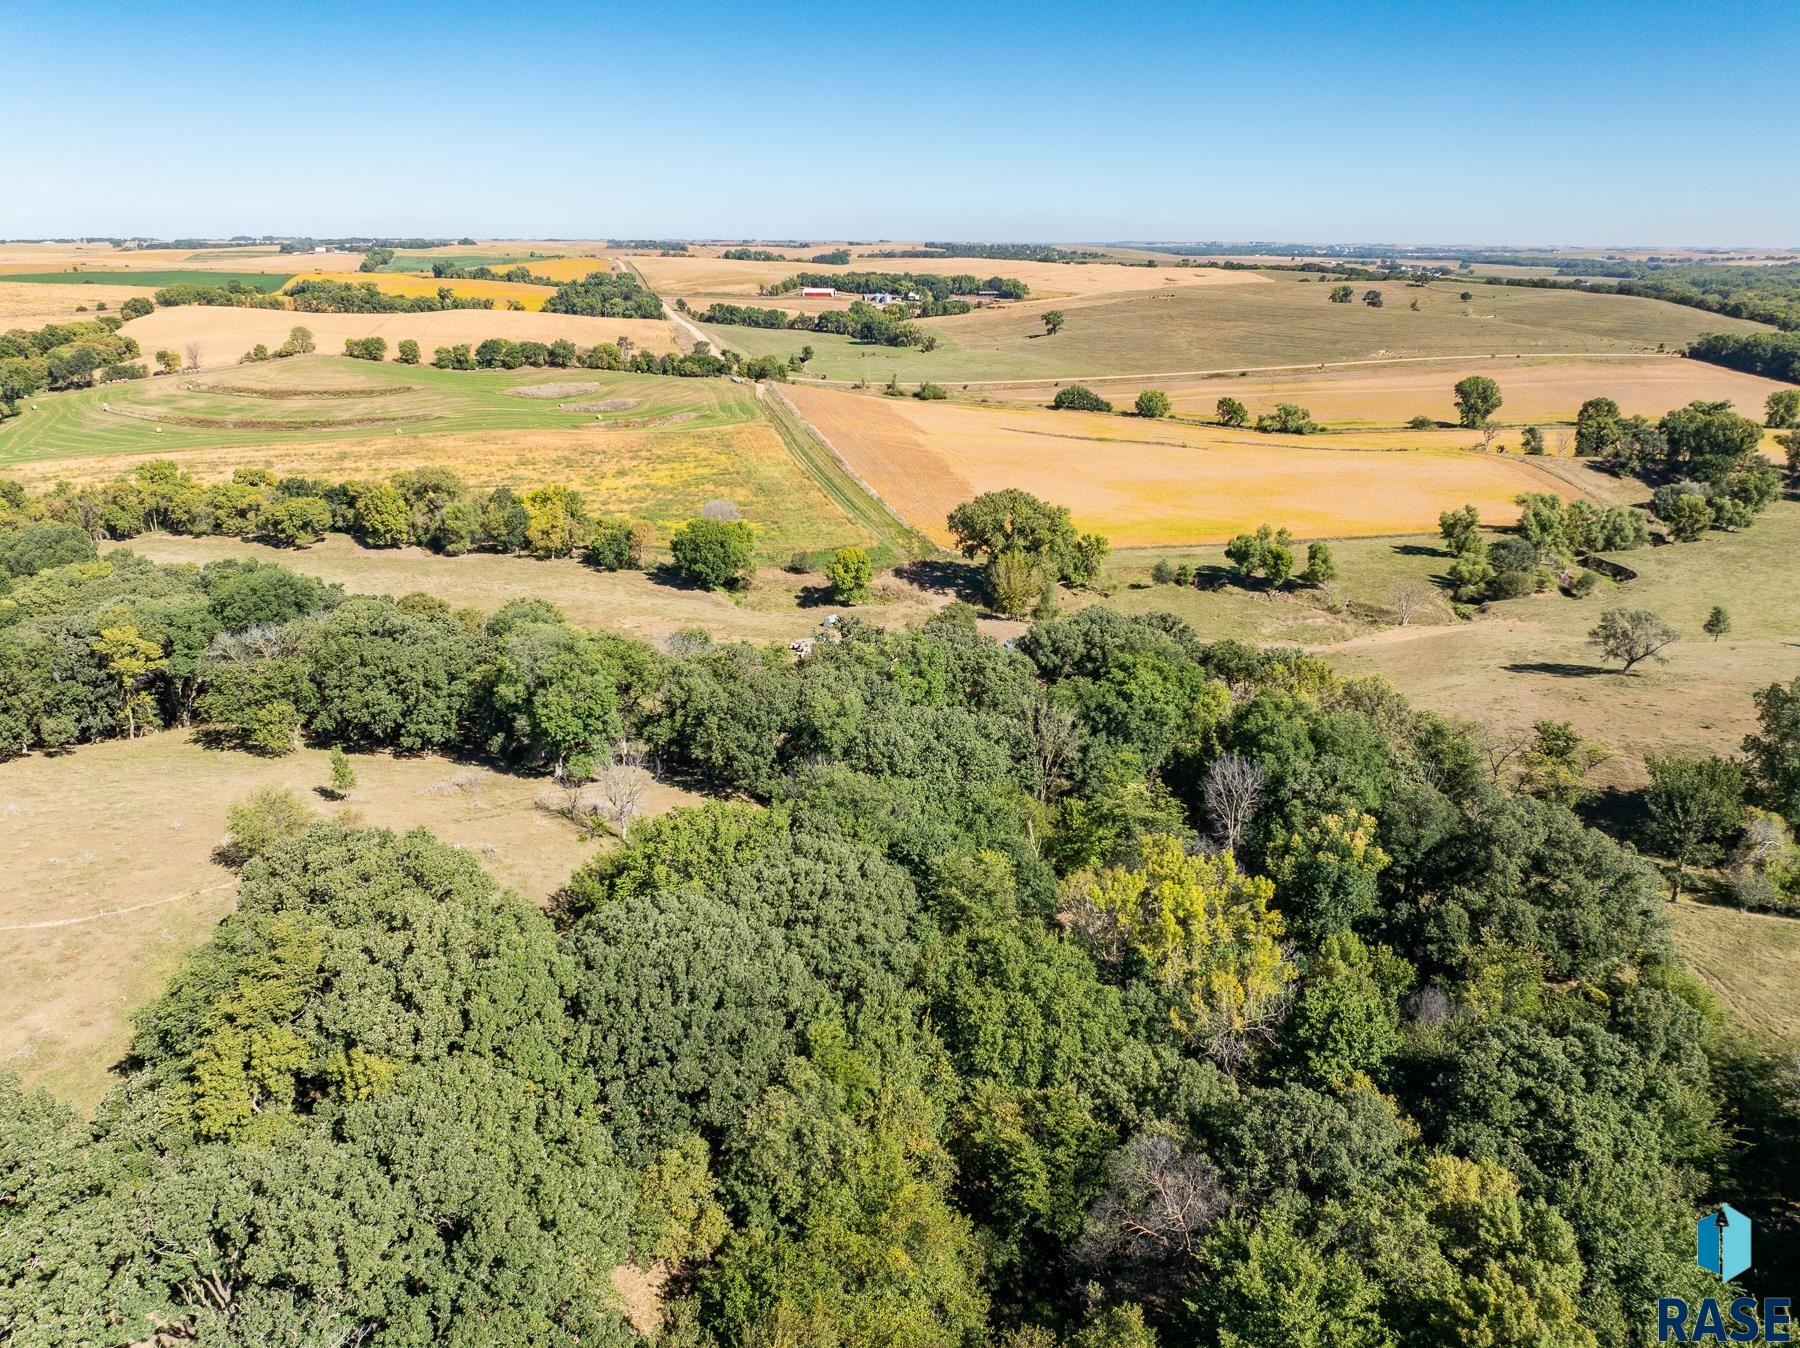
[0,731,704,1111]
[1092,498,1800,791]
[283,269,557,309]
[105,532,948,644]
[980,354,1794,429]
[1669,903,1800,1047]
[114,306,678,370]
[785,383,1589,546]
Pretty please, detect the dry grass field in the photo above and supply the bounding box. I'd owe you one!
[106,533,947,644]
[117,306,678,370]
[785,383,1592,546]
[976,354,1793,429]
[282,270,558,310]
[0,733,703,1111]
[0,244,356,276]
[1668,903,1800,1047]
[0,355,869,558]
[699,273,1779,386]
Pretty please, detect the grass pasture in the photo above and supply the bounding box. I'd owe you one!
[0,356,874,558]
[115,306,679,371]
[784,383,1594,547]
[0,732,703,1110]
[0,270,293,291]
[701,273,1781,386]
[1669,903,1800,1047]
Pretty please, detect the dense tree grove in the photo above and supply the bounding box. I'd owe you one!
[766,269,1031,301]
[1,317,147,413]
[540,271,666,319]
[2,547,1788,1342]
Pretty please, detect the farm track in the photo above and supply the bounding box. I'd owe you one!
[763,386,937,561]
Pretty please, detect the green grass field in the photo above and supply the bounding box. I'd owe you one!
[0,270,292,291]
[0,356,760,466]
[381,252,547,274]
[699,273,1778,384]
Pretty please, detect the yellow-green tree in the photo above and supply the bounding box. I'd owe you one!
[1074,833,1292,1054]
[90,624,165,739]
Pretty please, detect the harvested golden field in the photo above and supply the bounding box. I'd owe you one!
[514,255,619,282]
[0,279,159,324]
[1012,355,1793,428]
[0,732,703,1110]
[627,251,1266,303]
[283,270,557,310]
[0,245,339,276]
[119,306,679,370]
[785,384,1591,546]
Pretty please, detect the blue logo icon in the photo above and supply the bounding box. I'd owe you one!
[1697,1204,1751,1282]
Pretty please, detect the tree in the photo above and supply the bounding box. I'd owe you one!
[1516,720,1604,808]
[327,746,357,799]
[1362,289,1384,308]
[223,786,313,863]
[1438,504,1480,554]
[1134,389,1171,419]
[353,484,411,547]
[1328,285,1354,303]
[119,295,154,321]
[1744,679,1800,827]
[90,624,165,738]
[824,544,873,604]
[1389,581,1431,626]
[1189,1213,1391,1348]
[1644,753,1747,898]
[1574,396,1622,457]
[671,517,755,589]
[1070,834,1292,1056]
[154,348,181,374]
[1520,425,1545,455]
[1202,753,1264,851]
[1453,375,1503,428]
[1255,403,1317,434]
[1588,607,1678,672]
[593,738,653,838]
[395,338,421,365]
[1302,540,1337,586]
[1661,400,1764,485]
[1704,605,1731,641]
[1768,388,1800,429]
[1216,396,1248,427]
[522,484,589,558]
[1052,384,1112,412]
[183,340,202,370]
[1043,310,1066,336]
[947,488,1105,588]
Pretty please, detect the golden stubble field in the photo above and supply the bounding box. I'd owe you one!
[0,733,703,1111]
[627,251,1269,304]
[0,279,160,325]
[119,306,679,370]
[975,355,1793,428]
[785,384,1592,546]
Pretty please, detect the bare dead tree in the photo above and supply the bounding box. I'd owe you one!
[1390,581,1432,626]
[1480,422,1502,452]
[594,739,654,838]
[183,340,203,371]
[1025,690,1083,803]
[700,498,741,521]
[1075,1126,1230,1272]
[1480,725,1531,783]
[1201,754,1263,852]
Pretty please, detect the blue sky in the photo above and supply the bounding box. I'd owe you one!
[4,0,1795,247]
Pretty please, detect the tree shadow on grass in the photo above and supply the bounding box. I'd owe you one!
[893,558,984,604]
[1392,543,1448,558]
[1503,660,1615,678]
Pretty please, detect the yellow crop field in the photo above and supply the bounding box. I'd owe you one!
[283,270,557,310]
[785,384,1594,547]
[118,307,679,370]
[0,279,160,324]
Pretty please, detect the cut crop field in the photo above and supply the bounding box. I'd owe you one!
[283,270,558,310]
[0,356,872,558]
[115,306,678,371]
[0,269,293,291]
[0,279,159,324]
[978,355,1795,429]
[381,251,568,274]
[784,383,1592,546]
[697,273,1779,386]
[0,732,703,1111]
